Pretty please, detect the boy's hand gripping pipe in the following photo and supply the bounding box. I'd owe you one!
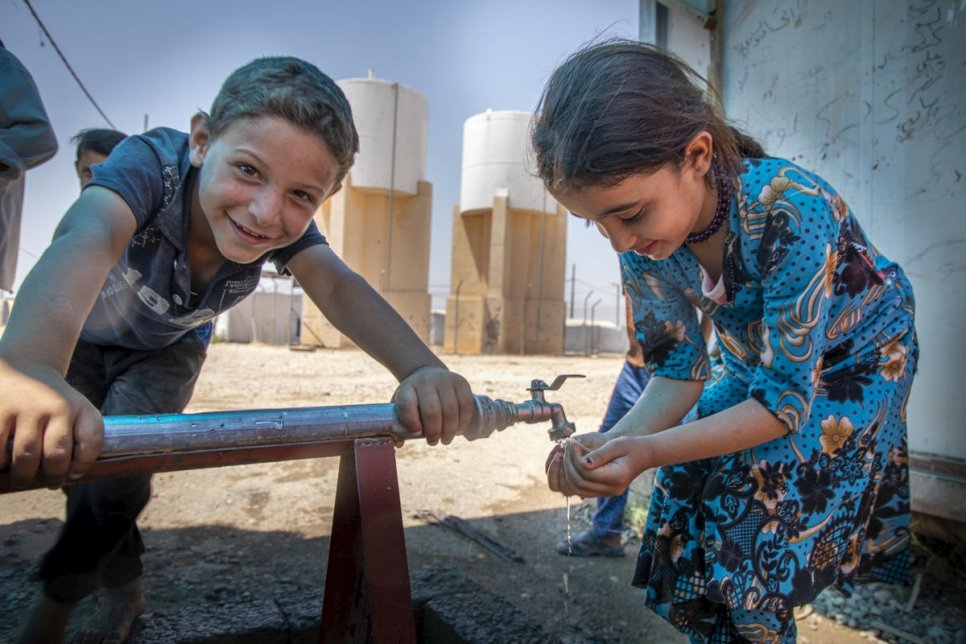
[0,375,583,492]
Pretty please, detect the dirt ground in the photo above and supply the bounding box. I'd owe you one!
[0,342,957,642]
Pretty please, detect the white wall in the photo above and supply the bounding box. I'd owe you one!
[721,0,966,519]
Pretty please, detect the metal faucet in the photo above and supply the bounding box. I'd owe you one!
[466,374,583,442]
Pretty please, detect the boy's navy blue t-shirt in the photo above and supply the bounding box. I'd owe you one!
[81,127,326,351]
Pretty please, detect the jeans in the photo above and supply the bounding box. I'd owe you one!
[591,360,649,540]
[39,334,207,603]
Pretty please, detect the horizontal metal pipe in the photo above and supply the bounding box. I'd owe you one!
[99,403,412,457]
[0,394,574,493]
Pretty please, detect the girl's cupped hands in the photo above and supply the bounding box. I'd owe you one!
[546,433,654,498]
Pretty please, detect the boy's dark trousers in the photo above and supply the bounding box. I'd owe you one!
[39,334,207,604]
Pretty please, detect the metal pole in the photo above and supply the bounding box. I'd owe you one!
[1,390,579,493]
[590,298,602,355]
[453,279,463,355]
[534,192,549,355]
[385,82,399,294]
[582,290,593,355]
[569,264,576,318]
[612,283,621,328]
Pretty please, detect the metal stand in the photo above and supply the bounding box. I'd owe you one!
[322,438,415,642]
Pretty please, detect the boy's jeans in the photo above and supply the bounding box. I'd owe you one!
[591,360,649,540]
[40,333,207,603]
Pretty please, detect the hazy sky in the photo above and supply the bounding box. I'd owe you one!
[3,0,637,317]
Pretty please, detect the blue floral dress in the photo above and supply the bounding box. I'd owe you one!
[622,158,917,642]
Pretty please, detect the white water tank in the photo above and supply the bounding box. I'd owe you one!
[338,76,427,195]
[460,110,556,214]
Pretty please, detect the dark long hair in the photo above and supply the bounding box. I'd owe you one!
[532,40,764,191]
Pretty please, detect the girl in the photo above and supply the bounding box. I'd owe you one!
[538,41,917,643]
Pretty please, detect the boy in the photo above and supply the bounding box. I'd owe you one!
[0,56,474,643]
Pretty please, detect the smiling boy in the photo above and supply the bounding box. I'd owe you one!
[0,56,473,643]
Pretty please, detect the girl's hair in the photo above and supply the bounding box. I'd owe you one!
[532,39,765,192]
[71,128,127,161]
[206,56,359,184]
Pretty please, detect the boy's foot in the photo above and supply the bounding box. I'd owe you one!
[72,578,147,644]
[16,592,75,643]
[555,530,625,557]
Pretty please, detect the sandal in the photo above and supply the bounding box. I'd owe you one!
[555,530,625,557]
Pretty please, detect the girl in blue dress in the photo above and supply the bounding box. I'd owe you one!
[539,40,917,643]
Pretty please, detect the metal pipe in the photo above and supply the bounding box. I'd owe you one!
[1,388,579,492]
[94,392,573,459]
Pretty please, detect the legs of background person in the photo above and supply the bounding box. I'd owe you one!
[591,360,649,541]
[556,360,649,556]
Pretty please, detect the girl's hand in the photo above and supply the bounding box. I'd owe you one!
[0,360,104,489]
[392,366,473,446]
[545,432,608,495]
[549,435,654,498]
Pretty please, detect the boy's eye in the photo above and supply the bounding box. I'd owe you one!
[236,163,258,177]
[292,190,317,205]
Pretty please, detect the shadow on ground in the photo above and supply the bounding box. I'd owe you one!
[0,507,682,643]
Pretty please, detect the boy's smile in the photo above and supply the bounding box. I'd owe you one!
[188,115,340,266]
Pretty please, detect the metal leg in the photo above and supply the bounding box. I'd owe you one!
[321,438,415,643]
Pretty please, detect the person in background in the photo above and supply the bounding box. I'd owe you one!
[3,56,474,643]
[72,128,127,189]
[0,39,58,294]
[538,40,917,643]
[556,291,648,557]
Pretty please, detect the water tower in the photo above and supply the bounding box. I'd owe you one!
[301,73,432,348]
[444,110,567,355]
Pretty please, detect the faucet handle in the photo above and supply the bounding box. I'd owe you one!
[527,374,585,393]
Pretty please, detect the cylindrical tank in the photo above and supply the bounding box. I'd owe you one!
[460,110,556,214]
[338,76,427,195]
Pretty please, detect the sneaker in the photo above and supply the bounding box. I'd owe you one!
[555,530,624,557]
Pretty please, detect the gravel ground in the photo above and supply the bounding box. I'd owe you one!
[804,536,966,644]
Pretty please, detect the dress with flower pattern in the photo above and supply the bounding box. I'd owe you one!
[622,157,917,640]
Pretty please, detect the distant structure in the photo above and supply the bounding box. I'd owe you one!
[301,72,432,347]
[445,110,567,355]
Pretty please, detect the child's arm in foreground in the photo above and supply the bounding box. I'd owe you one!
[547,376,787,497]
[0,188,137,487]
[287,245,473,445]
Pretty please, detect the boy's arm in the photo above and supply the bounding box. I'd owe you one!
[0,187,137,487]
[287,245,473,444]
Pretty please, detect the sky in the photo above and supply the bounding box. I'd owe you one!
[2,0,637,321]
